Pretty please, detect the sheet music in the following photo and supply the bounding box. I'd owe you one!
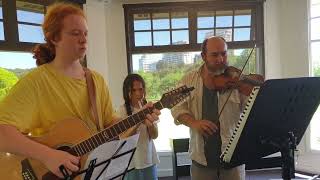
[82,134,140,180]
[220,87,260,163]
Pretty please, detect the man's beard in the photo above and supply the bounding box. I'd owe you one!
[205,60,227,75]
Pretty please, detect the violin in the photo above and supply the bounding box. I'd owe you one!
[212,66,264,96]
[216,44,264,120]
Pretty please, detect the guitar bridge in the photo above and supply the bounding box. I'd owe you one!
[21,159,38,180]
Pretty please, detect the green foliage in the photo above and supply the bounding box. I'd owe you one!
[137,50,257,101]
[228,49,256,74]
[9,68,33,78]
[138,60,202,101]
[313,66,320,76]
[0,68,19,100]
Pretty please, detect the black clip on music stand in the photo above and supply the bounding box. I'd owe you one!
[221,77,320,180]
[60,140,136,180]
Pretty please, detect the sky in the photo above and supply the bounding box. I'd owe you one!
[0,9,42,69]
[0,52,36,69]
[0,6,319,71]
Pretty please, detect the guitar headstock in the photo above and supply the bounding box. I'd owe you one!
[159,85,194,109]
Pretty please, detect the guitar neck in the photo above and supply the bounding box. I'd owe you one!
[69,101,163,156]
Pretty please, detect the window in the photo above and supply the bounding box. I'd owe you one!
[310,0,320,151]
[0,52,36,100]
[0,0,85,99]
[0,1,4,41]
[0,0,85,51]
[16,1,45,43]
[0,0,49,51]
[124,1,264,151]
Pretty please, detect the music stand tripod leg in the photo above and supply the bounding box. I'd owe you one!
[84,158,97,180]
[280,132,297,180]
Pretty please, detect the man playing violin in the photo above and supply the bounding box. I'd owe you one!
[172,36,248,180]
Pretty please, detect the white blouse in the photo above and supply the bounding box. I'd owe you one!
[117,104,160,169]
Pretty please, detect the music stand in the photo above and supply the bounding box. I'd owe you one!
[221,77,320,180]
[66,134,139,180]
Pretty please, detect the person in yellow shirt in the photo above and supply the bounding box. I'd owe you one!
[0,2,160,179]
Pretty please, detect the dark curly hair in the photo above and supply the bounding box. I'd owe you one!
[122,74,147,116]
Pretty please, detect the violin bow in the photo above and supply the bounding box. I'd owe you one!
[217,44,257,121]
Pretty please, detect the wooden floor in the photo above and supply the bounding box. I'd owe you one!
[159,169,319,180]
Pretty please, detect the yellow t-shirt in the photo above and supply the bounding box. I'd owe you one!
[0,64,116,136]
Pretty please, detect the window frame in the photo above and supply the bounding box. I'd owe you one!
[0,0,85,52]
[308,0,320,154]
[123,0,265,74]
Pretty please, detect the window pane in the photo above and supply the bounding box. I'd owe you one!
[311,18,320,40]
[216,11,233,27]
[0,52,36,101]
[132,52,200,150]
[234,10,251,27]
[16,1,44,24]
[134,14,151,31]
[311,0,320,151]
[234,28,250,41]
[131,50,258,150]
[311,42,320,76]
[172,30,189,44]
[216,28,232,42]
[311,42,320,151]
[0,2,3,39]
[228,49,257,74]
[197,11,215,28]
[312,0,320,4]
[197,30,214,43]
[311,43,320,153]
[311,1,320,18]
[153,31,170,46]
[16,10,44,24]
[154,108,190,151]
[134,32,152,46]
[171,12,188,29]
[152,13,169,30]
[0,22,4,40]
[0,6,3,19]
[18,24,44,43]
[311,106,320,150]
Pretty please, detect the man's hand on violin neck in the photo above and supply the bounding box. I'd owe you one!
[191,120,219,137]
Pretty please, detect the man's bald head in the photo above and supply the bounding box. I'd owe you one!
[201,36,227,55]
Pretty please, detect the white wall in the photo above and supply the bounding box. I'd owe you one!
[264,0,320,174]
[264,0,309,79]
[85,0,319,176]
[84,0,128,109]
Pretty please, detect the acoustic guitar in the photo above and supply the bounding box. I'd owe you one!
[0,85,194,180]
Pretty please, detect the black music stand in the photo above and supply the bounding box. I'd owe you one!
[63,134,139,180]
[221,77,320,180]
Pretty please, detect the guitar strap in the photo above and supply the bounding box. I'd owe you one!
[84,68,102,131]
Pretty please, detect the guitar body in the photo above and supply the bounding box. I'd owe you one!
[0,85,194,180]
[0,118,93,180]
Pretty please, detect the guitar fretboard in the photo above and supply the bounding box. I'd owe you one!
[69,101,163,156]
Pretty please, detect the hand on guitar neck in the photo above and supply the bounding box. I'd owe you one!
[0,85,193,180]
[0,102,160,180]
[119,101,160,139]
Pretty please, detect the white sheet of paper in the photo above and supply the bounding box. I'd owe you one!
[81,133,140,180]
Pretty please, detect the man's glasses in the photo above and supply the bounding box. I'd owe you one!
[209,51,227,57]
